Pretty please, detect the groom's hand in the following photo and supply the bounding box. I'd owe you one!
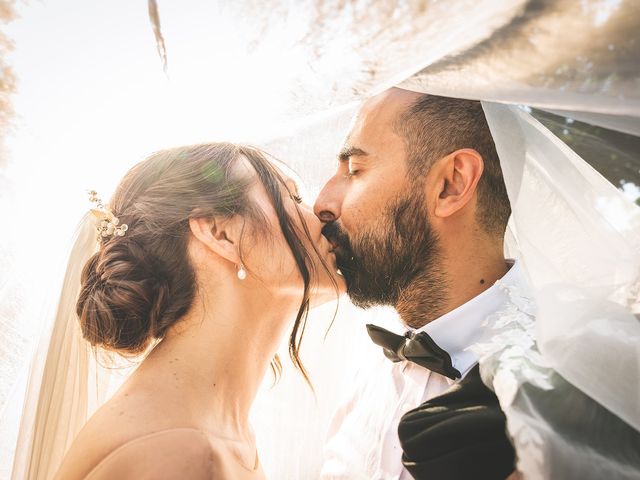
[506,471,521,480]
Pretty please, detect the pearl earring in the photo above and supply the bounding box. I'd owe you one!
[237,263,247,280]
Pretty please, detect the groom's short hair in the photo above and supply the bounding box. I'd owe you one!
[394,94,511,237]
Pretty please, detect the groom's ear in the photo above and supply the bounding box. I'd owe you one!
[432,148,484,219]
[188,215,242,264]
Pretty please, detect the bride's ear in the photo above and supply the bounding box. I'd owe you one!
[188,215,242,264]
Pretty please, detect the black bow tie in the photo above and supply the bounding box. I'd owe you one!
[366,324,462,380]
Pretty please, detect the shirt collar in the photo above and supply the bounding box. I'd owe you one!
[403,260,522,378]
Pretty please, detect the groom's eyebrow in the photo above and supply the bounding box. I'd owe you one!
[338,146,368,163]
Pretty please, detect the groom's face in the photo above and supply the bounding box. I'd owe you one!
[314,88,441,308]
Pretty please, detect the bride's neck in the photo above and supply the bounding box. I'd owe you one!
[135,273,297,440]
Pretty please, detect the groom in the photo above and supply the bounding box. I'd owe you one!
[315,88,518,479]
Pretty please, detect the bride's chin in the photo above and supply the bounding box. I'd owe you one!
[328,252,347,292]
[308,273,346,309]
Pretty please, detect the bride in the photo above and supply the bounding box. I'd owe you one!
[52,142,345,479]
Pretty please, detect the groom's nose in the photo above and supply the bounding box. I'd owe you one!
[314,178,342,223]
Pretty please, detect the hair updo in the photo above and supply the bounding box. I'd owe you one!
[76,143,330,378]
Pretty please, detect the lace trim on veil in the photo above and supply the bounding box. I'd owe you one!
[470,274,640,479]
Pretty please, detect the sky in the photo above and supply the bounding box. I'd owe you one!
[4,1,303,194]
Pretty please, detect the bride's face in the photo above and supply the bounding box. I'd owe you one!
[241,161,346,305]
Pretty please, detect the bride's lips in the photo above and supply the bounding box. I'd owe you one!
[321,232,337,247]
[324,237,340,253]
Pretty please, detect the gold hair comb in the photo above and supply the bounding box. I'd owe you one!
[88,190,128,238]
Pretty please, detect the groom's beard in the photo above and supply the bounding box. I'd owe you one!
[322,189,448,326]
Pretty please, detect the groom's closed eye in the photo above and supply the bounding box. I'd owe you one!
[338,146,369,178]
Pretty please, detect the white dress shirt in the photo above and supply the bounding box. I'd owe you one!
[320,261,523,480]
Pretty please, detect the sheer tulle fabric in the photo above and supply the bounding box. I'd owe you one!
[482,103,640,428]
[475,103,640,478]
[9,215,131,480]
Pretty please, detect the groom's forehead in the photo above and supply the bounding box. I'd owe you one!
[349,88,423,137]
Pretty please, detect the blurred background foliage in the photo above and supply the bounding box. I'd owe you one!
[533,110,640,206]
[0,0,16,167]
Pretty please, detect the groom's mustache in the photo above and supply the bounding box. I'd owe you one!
[321,221,359,278]
[321,221,351,253]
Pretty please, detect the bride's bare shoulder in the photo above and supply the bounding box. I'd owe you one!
[53,388,215,480]
[56,427,215,480]
[85,428,215,480]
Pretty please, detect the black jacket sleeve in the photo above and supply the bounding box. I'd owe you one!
[397,365,515,480]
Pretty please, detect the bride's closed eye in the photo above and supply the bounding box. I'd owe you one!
[285,179,304,204]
